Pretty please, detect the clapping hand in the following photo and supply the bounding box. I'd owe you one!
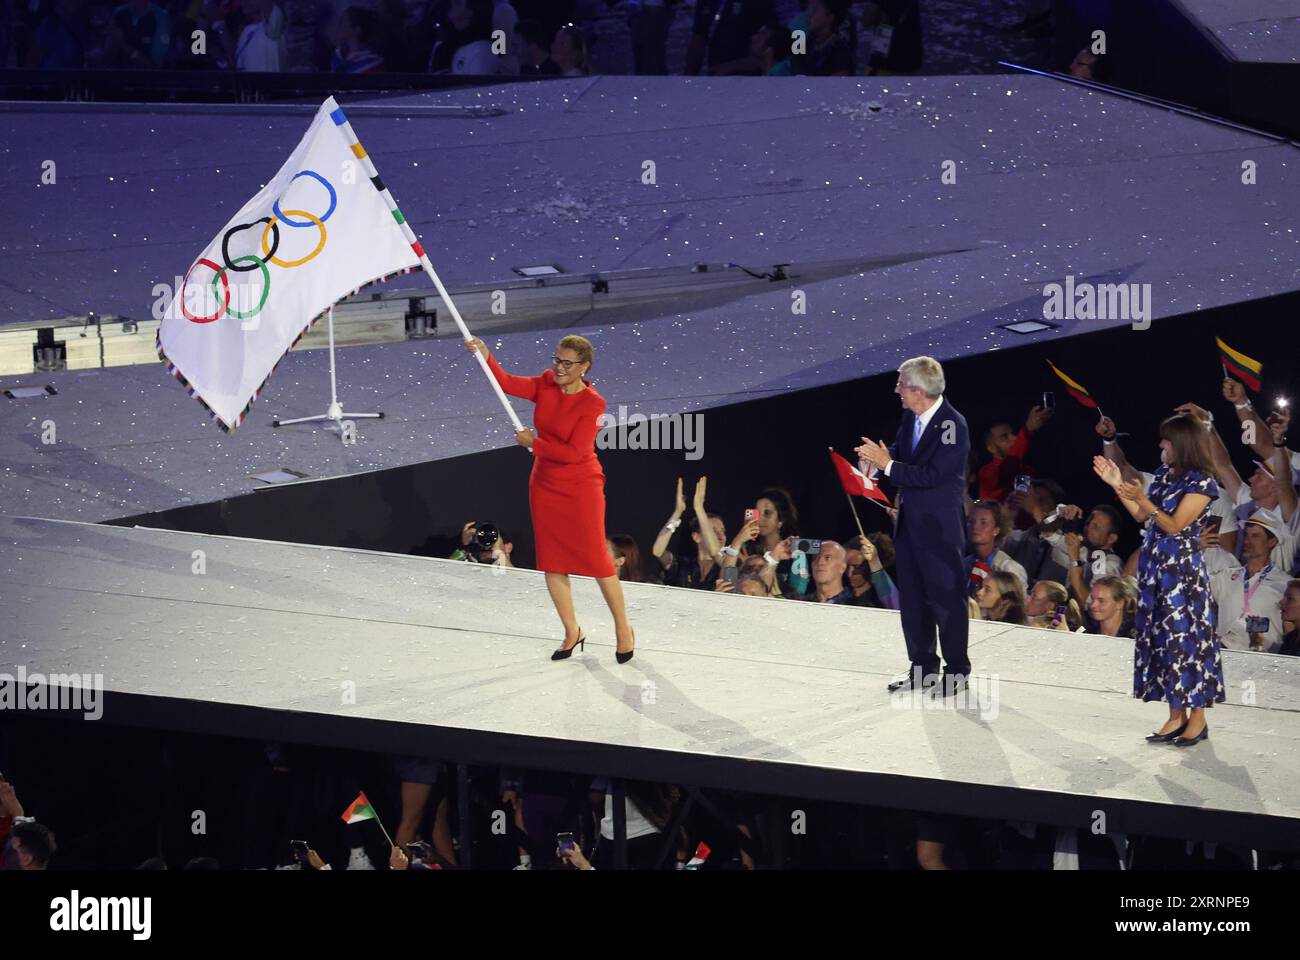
[692,477,708,512]
[855,437,891,471]
[1117,478,1143,503]
[1092,455,1122,490]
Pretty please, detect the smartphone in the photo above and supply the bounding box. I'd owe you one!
[723,565,739,584]
[743,508,760,536]
[1042,391,1056,410]
[1013,474,1032,494]
[793,538,822,555]
[1053,603,1067,624]
[290,840,310,864]
[556,831,576,853]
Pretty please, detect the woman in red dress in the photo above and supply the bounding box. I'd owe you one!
[466,334,635,663]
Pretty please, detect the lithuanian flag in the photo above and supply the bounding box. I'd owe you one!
[1216,337,1263,393]
[1046,361,1099,409]
[341,791,378,825]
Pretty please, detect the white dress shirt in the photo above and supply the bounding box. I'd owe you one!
[883,394,943,478]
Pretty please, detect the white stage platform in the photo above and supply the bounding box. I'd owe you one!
[3,514,1298,849]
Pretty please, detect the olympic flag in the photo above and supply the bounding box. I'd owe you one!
[157,97,422,432]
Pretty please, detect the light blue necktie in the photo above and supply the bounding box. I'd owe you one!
[912,416,924,450]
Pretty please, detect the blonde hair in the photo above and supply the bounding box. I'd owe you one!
[557,335,593,370]
[1092,575,1138,616]
[1031,580,1082,630]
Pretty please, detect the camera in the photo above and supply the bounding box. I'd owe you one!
[473,522,500,552]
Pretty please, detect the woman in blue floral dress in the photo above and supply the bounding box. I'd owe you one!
[1093,413,1223,746]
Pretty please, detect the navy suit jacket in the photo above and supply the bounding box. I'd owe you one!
[887,397,970,550]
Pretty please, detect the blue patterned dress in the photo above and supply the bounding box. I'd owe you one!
[1134,466,1224,707]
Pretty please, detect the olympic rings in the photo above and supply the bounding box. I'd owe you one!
[182,169,339,324]
[181,258,228,323]
[222,217,279,272]
[262,209,325,267]
[211,255,271,320]
[273,170,336,227]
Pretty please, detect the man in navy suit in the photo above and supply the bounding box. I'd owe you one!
[857,356,971,696]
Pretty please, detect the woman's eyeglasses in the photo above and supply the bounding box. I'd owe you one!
[552,356,582,370]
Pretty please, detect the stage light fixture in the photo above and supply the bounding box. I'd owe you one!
[33,328,66,372]
[999,320,1058,335]
[3,384,57,400]
[512,264,563,278]
[404,297,437,339]
[249,468,310,485]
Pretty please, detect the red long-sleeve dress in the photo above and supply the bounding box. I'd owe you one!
[487,353,617,579]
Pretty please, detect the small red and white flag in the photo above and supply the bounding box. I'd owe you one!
[829,448,890,503]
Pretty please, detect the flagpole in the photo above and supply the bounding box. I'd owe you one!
[845,489,866,541]
[412,249,525,433]
[327,99,524,434]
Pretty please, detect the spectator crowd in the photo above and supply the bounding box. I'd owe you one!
[2,0,1080,80]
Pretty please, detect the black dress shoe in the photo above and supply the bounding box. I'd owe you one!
[934,674,968,698]
[1145,723,1187,743]
[887,668,938,692]
[1173,725,1209,747]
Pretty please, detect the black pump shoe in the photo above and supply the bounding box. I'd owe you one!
[1173,725,1209,747]
[1145,723,1188,743]
[551,630,585,661]
[615,628,635,664]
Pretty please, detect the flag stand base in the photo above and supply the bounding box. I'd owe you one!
[270,305,382,435]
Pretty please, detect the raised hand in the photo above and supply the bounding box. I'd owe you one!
[1222,378,1246,405]
[693,477,708,512]
[1267,409,1290,446]
[673,477,685,517]
[1092,454,1122,489]
[1026,404,1051,432]
[1095,415,1117,439]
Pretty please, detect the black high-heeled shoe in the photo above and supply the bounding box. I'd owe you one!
[1173,725,1209,747]
[615,628,635,664]
[1145,723,1188,743]
[551,630,585,661]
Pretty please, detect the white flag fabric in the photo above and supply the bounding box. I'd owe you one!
[157,96,420,432]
